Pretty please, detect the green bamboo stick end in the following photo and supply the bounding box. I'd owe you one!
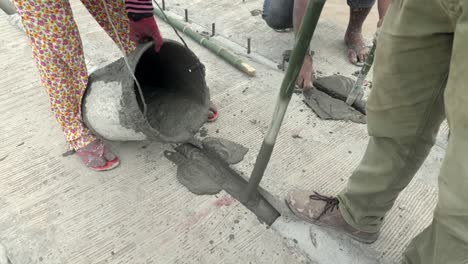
[154,8,256,77]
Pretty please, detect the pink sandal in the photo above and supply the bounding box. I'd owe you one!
[76,140,120,171]
[208,102,219,122]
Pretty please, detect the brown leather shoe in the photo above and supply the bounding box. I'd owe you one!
[286,190,379,244]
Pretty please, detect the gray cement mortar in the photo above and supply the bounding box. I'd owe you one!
[165,137,280,225]
[166,137,248,195]
[303,75,367,124]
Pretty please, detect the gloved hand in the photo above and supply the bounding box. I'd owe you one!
[129,17,163,52]
[125,0,163,52]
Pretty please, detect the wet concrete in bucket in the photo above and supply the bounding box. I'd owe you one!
[165,137,280,225]
[145,87,208,141]
[304,75,367,124]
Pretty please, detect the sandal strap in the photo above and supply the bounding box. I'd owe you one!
[76,140,106,167]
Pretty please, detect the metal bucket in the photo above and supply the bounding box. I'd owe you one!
[82,40,210,143]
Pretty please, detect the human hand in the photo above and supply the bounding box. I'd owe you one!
[125,0,163,52]
[129,16,163,52]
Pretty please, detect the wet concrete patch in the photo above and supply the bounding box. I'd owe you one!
[304,89,366,124]
[304,75,367,124]
[202,137,248,165]
[165,137,280,225]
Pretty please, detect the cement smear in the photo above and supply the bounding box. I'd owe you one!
[165,137,280,225]
[166,143,223,195]
[304,75,367,124]
[202,137,249,165]
[165,137,248,195]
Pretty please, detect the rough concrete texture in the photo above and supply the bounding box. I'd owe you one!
[273,218,381,264]
[0,243,12,264]
[0,1,450,264]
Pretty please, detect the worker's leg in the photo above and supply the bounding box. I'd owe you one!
[337,0,454,233]
[344,0,374,65]
[403,4,468,263]
[292,0,314,90]
[262,0,294,30]
[80,0,136,54]
[13,0,97,150]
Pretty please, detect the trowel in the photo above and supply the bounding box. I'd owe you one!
[345,39,377,106]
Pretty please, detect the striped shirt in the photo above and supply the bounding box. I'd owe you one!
[125,0,154,14]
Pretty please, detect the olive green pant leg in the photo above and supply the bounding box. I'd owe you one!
[336,0,454,233]
[403,1,468,263]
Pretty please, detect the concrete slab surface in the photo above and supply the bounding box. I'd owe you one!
[0,1,449,264]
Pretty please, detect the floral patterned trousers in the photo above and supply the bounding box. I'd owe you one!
[14,0,136,149]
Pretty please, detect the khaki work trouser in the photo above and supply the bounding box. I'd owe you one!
[336,0,468,263]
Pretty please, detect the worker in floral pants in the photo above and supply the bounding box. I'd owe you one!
[14,0,217,171]
[286,0,468,263]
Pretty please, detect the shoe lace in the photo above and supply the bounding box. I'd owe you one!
[309,192,339,220]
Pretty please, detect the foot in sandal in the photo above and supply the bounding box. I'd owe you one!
[76,139,120,171]
[208,101,219,122]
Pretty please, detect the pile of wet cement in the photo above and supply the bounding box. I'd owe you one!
[166,137,249,195]
[164,137,280,224]
[145,87,207,139]
[304,75,367,124]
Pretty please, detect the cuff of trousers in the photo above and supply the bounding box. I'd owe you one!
[337,194,383,234]
[69,133,97,150]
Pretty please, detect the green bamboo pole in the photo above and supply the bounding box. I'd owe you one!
[244,0,326,201]
[154,8,256,77]
[345,40,377,105]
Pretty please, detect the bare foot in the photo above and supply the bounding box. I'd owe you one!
[345,8,372,65]
[345,30,369,65]
[296,53,314,91]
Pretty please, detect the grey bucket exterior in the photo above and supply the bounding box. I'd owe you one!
[82,40,210,143]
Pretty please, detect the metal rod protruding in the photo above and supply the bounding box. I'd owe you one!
[247,38,251,54]
[184,9,188,22]
[212,23,216,36]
